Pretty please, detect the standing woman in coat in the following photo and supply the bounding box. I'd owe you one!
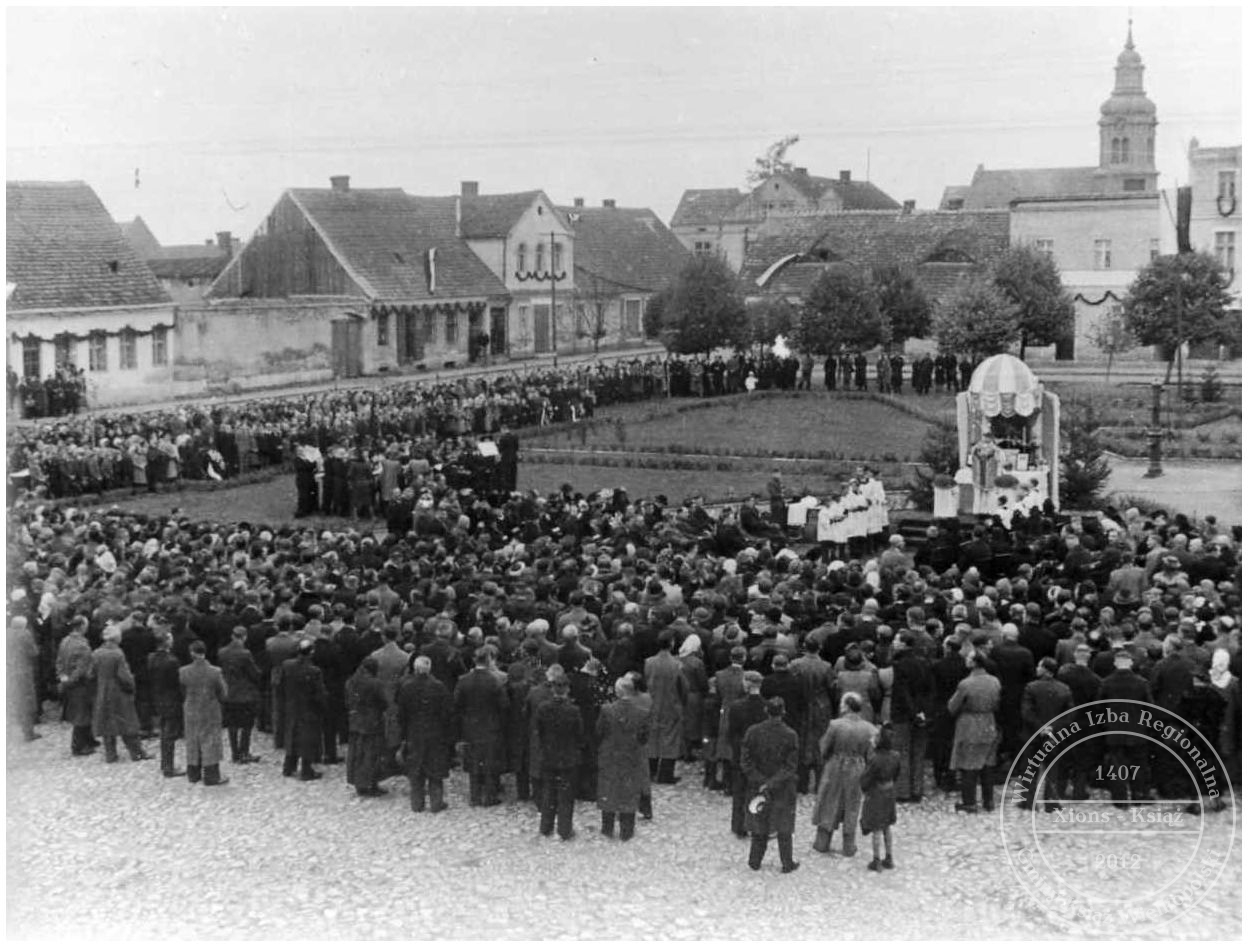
[90,623,151,763]
[948,649,1002,813]
[678,633,708,763]
[56,616,96,756]
[345,657,389,798]
[179,640,229,786]
[596,675,650,841]
[811,692,876,857]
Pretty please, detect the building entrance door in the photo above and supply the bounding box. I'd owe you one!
[533,304,551,353]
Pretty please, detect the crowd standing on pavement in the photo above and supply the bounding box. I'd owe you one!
[8,365,89,420]
[7,438,1241,872]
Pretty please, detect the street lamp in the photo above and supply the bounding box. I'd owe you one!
[1144,378,1164,478]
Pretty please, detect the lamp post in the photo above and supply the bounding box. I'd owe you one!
[1144,378,1164,478]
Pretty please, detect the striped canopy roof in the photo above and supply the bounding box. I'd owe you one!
[968,353,1042,417]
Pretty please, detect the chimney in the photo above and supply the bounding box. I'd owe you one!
[795,167,808,175]
[216,231,232,254]
[839,170,851,183]
[602,199,616,208]
[461,181,479,198]
[330,175,350,192]
[902,200,915,215]
[574,197,585,208]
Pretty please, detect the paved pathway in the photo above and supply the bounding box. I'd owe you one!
[6,723,1241,940]
[1104,456,1242,525]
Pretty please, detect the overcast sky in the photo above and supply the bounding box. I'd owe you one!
[7,5,1241,246]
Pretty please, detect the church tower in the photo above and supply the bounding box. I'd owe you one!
[1096,21,1159,193]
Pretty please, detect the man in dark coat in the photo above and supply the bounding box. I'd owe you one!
[420,626,467,691]
[596,674,650,841]
[759,654,805,737]
[119,612,157,737]
[504,662,534,801]
[265,620,300,750]
[396,655,454,813]
[741,696,801,873]
[1015,658,1074,810]
[890,632,935,802]
[726,670,769,838]
[454,648,509,806]
[219,625,263,764]
[345,656,389,797]
[147,631,185,777]
[536,675,584,840]
[56,616,97,756]
[994,625,1036,767]
[1055,643,1102,800]
[279,639,327,781]
[1097,650,1153,806]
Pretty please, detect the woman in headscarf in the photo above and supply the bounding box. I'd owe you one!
[678,632,708,763]
[811,692,876,858]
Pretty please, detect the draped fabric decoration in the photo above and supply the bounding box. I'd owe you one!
[968,353,1043,418]
[9,324,174,343]
[1072,290,1123,306]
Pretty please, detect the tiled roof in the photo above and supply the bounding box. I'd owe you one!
[288,187,507,302]
[7,181,171,311]
[772,172,901,211]
[956,166,1101,209]
[670,188,745,228]
[119,216,161,257]
[741,210,1011,287]
[459,191,546,238]
[557,205,690,293]
[938,185,971,210]
[148,251,230,281]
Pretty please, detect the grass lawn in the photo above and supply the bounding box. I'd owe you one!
[527,390,941,461]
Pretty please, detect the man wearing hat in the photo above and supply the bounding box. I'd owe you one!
[279,639,328,781]
[180,640,230,786]
[741,696,801,873]
[90,623,152,764]
[726,670,769,838]
[1015,658,1073,810]
[535,673,584,840]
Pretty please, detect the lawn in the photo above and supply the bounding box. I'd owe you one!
[526,390,942,462]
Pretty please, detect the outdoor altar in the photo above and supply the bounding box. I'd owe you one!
[953,353,1061,516]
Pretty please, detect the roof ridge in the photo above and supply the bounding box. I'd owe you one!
[285,189,378,298]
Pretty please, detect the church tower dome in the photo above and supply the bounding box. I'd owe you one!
[1097,20,1159,193]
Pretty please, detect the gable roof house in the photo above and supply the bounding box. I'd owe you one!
[557,200,690,349]
[454,182,575,356]
[670,168,901,272]
[7,181,177,406]
[740,208,1011,318]
[121,216,237,305]
[198,176,509,378]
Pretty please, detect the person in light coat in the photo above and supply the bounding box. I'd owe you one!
[595,675,650,841]
[811,692,876,857]
[90,623,151,764]
[643,630,687,784]
[179,640,229,786]
[948,650,1001,813]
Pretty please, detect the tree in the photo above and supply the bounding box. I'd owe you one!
[932,278,1021,361]
[991,246,1075,360]
[742,297,797,355]
[746,134,801,187]
[1060,400,1113,509]
[646,255,747,355]
[796,268,889,355]
[1085,306,1137,382]
[871,265,931,348]
[573,271,615,354]
[1122,251,1234,385]
[907,423,962,511]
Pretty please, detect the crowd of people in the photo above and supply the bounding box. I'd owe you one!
[8,365,89,420]
[9,348,976,505]
[6,448,1241,872]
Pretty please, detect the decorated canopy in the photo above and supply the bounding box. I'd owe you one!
[967,353,1042,418]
